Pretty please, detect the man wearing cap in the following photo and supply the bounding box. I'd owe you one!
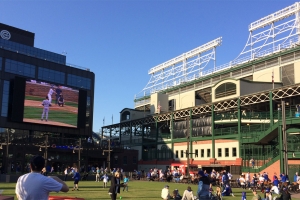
[197,170,210,200]
[161,185,170,200]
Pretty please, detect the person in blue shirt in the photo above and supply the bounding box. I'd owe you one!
[222,184,233,196]
[221,171,229,190]
[294,172,299,182]
[273,176,279,187]
[71,169,80,191]
[281,173,287,187]
[123,175,129,192]
[197,170,210,200]
[263,172,269,182]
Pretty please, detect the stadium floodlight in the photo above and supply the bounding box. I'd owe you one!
[148,37,222,75]
[249,2,300,31]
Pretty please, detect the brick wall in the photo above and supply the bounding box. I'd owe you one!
[25,82,78,102]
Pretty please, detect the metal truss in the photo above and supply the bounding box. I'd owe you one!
[272,84,300,100]
[104,85,300,134]
[240,92,270,106]
[138,38,222,97]
[134,3,300,102]
[237,2,300,61]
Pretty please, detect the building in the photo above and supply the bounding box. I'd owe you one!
[0,23,98,173]
[102,2,300,177]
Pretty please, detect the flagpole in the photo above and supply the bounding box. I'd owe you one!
[272,70,274,89]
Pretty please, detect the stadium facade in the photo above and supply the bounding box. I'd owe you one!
[102,2,300,177]
[0,23,99,173]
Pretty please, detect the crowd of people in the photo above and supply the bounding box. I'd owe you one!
[12,156,300,200]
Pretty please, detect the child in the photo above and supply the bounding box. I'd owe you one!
[209,183,214,198]
[101,173,109,188]
[241,191,246,200]
[215,186,222,200]
[123,175,129,192]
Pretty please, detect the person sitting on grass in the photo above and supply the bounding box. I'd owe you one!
[182,186,193,200]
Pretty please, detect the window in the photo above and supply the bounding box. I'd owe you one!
[175,150,179,158]
[1,81,9,117]
[86,96,90,127]
[67,74,91,89]
[218,148,222,157]
[5,59,35,78]
[232,147,237,157]
[133,156,137,164]
[38,67,65,84]
[0,39,66,65]
[123,156,127,165]
[225,148,229,157]
[215,82,236,99]
[180,150,184,158]
[0,57,2,70]
[195,149,198,158]
[201,149,204,157]
[207,149,211,157]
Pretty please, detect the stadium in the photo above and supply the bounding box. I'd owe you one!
[102,2,300,177]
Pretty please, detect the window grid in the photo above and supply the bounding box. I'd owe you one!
[207,149,211,158]
[38,67,65,84]
[218,148,222,157]
[5,59,35,78]
[1,81,9,117]
[201,149,204,157]
[232,147,237,157]
[225,148,229,157]
[67,74,91,90]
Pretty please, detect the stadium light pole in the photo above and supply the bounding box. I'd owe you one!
[103,139,112,171]
[281,100,288,176]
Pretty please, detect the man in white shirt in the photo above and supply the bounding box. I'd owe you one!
[16,155,69,200]
[161,185,170,200]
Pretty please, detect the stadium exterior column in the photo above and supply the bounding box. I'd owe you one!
[211,104,215,158]
[155,116,158,160]
[238,99,241,157]
[279,125,284,173]
[189,109,192,162]
[269,92,274,125]
[171,113,174,155]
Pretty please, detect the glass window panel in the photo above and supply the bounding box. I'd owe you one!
[0,57,2,70]
[38,67,65,84]
[5,59,35,78]
[67,74,91,90]
[1,81,9,117]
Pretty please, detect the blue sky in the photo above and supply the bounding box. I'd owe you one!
[0,0,297,133]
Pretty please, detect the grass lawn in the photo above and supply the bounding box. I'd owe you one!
[1,180,300,200]
[24,106,77,126]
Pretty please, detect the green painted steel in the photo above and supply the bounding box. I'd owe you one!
[212,105,215,158]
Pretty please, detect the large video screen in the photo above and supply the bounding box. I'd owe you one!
[23,80,79,128]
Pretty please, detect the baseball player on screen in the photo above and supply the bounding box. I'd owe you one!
[48,85,55,105]
[41,96,51,121]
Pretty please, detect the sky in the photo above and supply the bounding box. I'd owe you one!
[0,0,297,133]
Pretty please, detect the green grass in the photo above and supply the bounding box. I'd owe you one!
[25,96,78,108]
[2,180,300,200]
[24,106,77,126]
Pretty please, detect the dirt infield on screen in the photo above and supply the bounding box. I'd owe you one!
[23,96,78,128]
